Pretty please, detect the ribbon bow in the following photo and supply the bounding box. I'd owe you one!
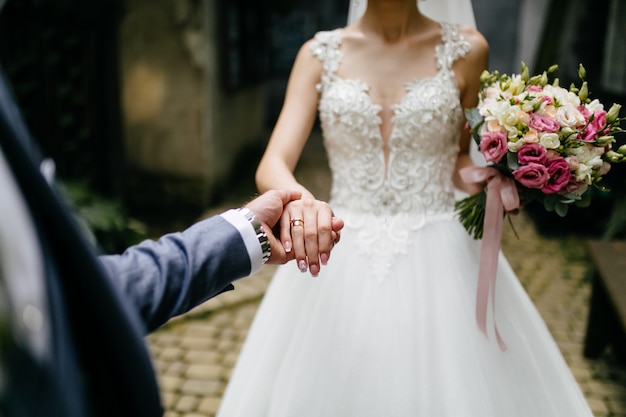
[460,166,520,351]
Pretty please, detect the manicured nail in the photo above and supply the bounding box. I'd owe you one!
[310,264,320,277]
[284,241,292,253]
[320,253,329,265]
[298,260,307,272]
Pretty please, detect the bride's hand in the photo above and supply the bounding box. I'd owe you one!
[281,198,343,277]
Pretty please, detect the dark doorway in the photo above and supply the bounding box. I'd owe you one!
[0,0,124,196]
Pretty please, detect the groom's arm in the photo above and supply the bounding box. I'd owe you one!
[99,211,263,333]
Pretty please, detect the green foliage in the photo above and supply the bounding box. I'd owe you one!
[58,181,148,254]
[455,190,487,240]
[464,108,484,146]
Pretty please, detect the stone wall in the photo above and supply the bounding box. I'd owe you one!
[119,0,266,214]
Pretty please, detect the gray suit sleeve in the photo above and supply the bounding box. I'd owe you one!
[98,215,252,333]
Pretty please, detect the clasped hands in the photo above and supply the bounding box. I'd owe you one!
[245,190,344,277]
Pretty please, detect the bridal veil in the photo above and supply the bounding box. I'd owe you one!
[347,0,477,29]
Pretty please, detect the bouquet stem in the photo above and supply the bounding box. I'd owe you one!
[455,190,487,240]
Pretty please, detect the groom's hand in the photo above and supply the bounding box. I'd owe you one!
[245,190,343,270]
[245,189,302,265]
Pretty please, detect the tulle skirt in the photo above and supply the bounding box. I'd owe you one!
[216,211,592,417]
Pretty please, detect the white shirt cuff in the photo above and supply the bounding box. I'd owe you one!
[220,209,263,274]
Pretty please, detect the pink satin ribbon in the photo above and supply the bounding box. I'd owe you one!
[460,166,520,351]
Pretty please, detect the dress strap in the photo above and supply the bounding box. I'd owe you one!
[435,22,471,71]
[310,29,343,91]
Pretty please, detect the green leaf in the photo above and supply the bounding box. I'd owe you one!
[555,202,569,217]
[575,192,592,208]
[464,108,484,132]
[473,131,482,146]
[506,152,520,170]
[543,194,558,212]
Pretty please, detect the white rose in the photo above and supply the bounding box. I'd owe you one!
[545,85,581,106]
[575,163,593,183]
[562,91,581,106]
[499,105,522,127]
[586,99,604,112]
[508,138,524,152]
[555,104,585,127]
[568,145,592,163]
[479,97,497,116]
[587,154,603,168]
[480,98,508,118]
[505,124,519,139]
[540,132,561,149]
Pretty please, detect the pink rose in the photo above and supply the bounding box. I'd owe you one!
[578,124,598,142]
[579,112,608,142]
[517,143,548,165]
[578,105,591,118]
[479,131,508,163]
[513,163,550,189]
[529,113,560,133]
[579,125,597,142]
[526,85,543,93]
[590,110,608,133]
[541,158,572,194]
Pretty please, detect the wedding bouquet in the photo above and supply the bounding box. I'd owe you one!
[456,63,626,240]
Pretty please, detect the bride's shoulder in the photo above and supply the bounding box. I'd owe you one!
[308,28,344,43]
[293,30,340,69]
[456,25,489,58]
[301,28,347,59]
[453,25,489,95]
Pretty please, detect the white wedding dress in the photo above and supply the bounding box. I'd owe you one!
[216,24,593,417]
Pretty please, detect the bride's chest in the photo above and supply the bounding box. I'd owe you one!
[318,75,464,143]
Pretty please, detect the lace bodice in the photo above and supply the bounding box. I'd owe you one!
[311,23,471,276]
[313,23,469,218]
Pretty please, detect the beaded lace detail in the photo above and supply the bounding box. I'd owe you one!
[310,23,470,278]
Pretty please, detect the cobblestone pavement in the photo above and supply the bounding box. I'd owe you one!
[147,135,626,417]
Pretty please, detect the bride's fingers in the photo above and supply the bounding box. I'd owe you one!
[303,209,320,277]
[288,211,308,274]
[316,207,333,266]
[330,217,343,250]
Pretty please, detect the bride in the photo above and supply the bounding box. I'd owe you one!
[216,0,593,415]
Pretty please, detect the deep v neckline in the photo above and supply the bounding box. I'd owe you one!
[311,22,468,179]
[330,26,448,167]
[329,75,447,172]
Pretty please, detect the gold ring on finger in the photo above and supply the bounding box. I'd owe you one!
[290,218,304,228]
